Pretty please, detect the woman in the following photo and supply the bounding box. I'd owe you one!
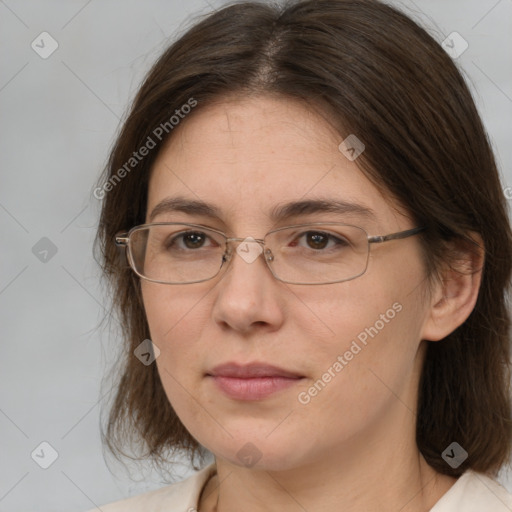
[90,0,512,510]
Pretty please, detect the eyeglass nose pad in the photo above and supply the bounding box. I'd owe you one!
[222,247,233,265]
[222,240,263,269]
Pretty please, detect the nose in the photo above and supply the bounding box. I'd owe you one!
[211,238,284,334]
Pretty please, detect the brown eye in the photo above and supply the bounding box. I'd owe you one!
[292,231,349,251]
[306,232,329,250]
[165,231,215,251]
[182,232,206,249]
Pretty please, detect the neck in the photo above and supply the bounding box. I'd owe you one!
[199,402,457,512]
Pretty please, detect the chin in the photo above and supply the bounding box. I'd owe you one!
[201,433,311,473]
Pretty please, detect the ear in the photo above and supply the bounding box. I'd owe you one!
[421,233,484,342]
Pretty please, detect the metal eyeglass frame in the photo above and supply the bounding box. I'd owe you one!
[115,222,426,285]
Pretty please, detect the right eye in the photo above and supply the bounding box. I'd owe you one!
[166,231,217,250]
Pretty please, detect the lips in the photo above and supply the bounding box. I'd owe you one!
[206,362,304,401]
[208,362,303,379]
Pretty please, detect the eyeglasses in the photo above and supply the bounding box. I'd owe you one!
[115,222,425,285]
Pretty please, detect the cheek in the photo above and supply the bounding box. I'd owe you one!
[141,283,214,436]
[292,300,421,451]
[141,282,209,370]
[297,275,424,403]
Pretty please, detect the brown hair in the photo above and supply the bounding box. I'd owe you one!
[94,0,512,477]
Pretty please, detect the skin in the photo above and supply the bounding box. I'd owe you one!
[141,95,482,512]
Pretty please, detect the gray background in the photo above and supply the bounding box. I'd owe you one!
[0,0,511,510]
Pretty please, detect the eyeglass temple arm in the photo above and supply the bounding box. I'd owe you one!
[368,226,426,244]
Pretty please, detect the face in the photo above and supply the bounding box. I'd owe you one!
[141,95,430,471]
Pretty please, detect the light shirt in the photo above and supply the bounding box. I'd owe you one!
[87,463,512,511]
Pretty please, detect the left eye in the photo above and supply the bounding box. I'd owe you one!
[292,231,348,250]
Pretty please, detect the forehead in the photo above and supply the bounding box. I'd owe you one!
[147,96,403,231]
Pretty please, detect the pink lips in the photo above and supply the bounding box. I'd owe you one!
[207,363,304,401]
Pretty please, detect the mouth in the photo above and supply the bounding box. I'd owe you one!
[206,362,305,401]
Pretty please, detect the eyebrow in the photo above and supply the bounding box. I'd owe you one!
[148,196,376,223]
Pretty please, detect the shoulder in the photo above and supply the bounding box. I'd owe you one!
[84,464,216,512]
[431,470,512,511]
